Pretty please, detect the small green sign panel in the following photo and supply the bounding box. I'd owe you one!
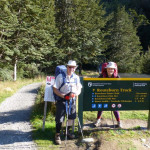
[83,78,150,111]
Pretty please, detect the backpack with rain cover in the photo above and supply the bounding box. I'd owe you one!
[100,62,118,77]
[53,65,67,101]
[44,65,67,102]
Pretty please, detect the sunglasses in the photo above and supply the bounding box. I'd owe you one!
[68,66,76,68]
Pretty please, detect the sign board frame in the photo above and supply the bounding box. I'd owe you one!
[78,77,150,130]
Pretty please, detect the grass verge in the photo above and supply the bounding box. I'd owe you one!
[30,84,58,150]
[0,77,44,104]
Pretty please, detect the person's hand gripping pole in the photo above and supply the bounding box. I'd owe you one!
[64,92,75,101]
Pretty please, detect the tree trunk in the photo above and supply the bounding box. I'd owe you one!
[14,58,17,81]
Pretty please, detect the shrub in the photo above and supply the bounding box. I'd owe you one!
[21,63,41,78]
[0,68,13,81]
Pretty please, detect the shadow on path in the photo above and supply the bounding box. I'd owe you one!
[0,107,33,124]
[0,130,33,145]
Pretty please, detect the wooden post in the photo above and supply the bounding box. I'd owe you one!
[78,77,84,132]
[147,81,150,130]
[148,110,150,130]
[111,111,115,128]
[42,101,47,131]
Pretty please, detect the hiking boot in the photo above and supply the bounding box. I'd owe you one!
[116,121,122,128]
[94,119,101,127]
[55,133,61,145]
[67,132,75,139]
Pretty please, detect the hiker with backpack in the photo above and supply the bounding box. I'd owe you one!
[53,60,82,145]
[94,62,122,128]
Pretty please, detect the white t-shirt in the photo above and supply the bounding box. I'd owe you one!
[53,72,82,95]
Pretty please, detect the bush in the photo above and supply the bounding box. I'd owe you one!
[141,49,150,74]
[0,68,13,81]
[21,63,41,78]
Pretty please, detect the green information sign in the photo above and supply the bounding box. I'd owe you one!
[78,77,150,129]
[83,78,150,111]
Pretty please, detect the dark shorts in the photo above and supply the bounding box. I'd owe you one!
[55,99,76,123]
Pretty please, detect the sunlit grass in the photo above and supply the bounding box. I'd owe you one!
[81,70,99,76]
[0,76,45,103]
[30,84,58,149]
[83,110,148,122]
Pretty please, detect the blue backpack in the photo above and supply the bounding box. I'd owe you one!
[53,65,67,101]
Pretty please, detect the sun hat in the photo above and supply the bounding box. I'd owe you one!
[105,62,116,69]
[67,60,77,67]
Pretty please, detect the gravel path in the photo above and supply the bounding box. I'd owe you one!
[0,82,42,150]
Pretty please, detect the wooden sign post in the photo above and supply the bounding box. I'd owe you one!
[42,76,55,131]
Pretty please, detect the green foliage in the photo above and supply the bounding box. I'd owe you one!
[0,68,13,81]
[104,7,142,73]
[31,84,57,148]
[129,9,149,29]
[31,84,56,121]
[102,0,150,53]
[55,0,107,67]
[0,0,60,79]
[1,0,150,78]
[141,49,150,74]
[0,0,18,65]
[21,63,40,78]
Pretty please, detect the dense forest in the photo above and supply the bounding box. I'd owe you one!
[0,0,150,80]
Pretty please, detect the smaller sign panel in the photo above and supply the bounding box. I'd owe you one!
[44,76,55,102]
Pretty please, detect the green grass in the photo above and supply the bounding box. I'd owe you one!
[30,84,58,149]
[81,70,99,76]
[83,110,148,122]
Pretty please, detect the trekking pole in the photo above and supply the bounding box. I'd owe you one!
[65,100,69,145]
[111,111,115,128]
[65,92,75,146]
[72,99,75,133]
[78,116,94,144]
[78,116,84,139]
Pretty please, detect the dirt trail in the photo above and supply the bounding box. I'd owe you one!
[58,118,149,150]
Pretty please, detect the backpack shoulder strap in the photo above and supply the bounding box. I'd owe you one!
[116,74,120,78]
[98,74,103,78]
[59,71,66,90]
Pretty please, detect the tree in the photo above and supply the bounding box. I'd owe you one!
[0,1,16,66]
[7,0,42,80]
[0,0,20,80]
[104,7,142,73]
[141,47,150,74]
[0,0,61,79]
[55,0,107,71]
[21,0,62,72]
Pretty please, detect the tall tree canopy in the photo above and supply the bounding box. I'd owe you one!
[105,7,142,73]
[1,0,150,80]
[55,0,107,68]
